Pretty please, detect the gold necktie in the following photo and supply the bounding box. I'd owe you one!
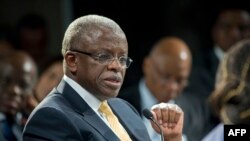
[99,100,132,141]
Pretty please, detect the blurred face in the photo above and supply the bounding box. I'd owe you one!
[65,29,129,100]
[0,63,12,110]
[0,57,37,116]
[212,10,250,51]
[144,53,190,102]
[35,61,63,102]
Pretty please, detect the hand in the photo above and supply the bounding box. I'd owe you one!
[151,103,184,141]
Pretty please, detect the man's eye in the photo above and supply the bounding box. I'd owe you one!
[98,54,112,61]
[119,57,127,64]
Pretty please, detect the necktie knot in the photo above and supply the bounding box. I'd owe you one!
[99,100,113,115]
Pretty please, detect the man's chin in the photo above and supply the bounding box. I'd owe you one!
[99,89,120,99]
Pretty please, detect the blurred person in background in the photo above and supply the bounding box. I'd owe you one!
[0,51,38,141]
[187,7,250,98]
[119,36,196,141]
[183,8,250,139]
[202,39,250,141]
[34,56,63,102]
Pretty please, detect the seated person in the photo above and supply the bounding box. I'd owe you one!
[0,50,38,141]
[202,39,250,141]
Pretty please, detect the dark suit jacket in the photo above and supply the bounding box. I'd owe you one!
[184,47,219,99]
[0,130,6,141]
[23,80,151,141]
[182,47,220,140]
[0,114,23,141]
[118,82,216,141]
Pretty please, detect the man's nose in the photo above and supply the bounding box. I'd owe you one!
[165,79,179,92]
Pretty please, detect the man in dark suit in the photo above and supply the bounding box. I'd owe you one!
[0,51,38,141]
[0,131,6,141]
[181,8,250,141]
[186,8,250,100]
[119,37,202,141]
[23,15,184,141]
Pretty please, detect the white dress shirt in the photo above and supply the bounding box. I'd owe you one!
[63,75,109,125]
[63,75,128,135]
[139,78,187,141]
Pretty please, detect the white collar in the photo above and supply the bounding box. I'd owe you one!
[214,45,225,61]
[63,75,102,114]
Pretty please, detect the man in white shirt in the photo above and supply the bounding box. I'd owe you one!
[119,36,191,141]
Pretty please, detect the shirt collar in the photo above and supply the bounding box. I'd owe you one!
[214,45,225,61]
[139,78,158,112]
[63,75,101,113]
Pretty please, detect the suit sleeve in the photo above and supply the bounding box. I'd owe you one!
[23,107,81,141]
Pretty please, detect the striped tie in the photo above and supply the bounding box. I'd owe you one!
[99,100,132,141]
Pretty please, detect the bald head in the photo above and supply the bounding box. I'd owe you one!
[143,37,192,102]
[9,51,37,77]
[8,51,38,94]
[150,37,191,63]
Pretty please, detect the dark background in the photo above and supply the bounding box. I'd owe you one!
[73,0,250,89]
[1,0,249,89]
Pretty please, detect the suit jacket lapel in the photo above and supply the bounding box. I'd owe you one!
[108,99,150,141]
[56,80,119,141]
[82,108,120,141]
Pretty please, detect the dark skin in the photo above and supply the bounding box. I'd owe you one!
[65,27,128,101]
[212,9,250,52]
[143,37,192,103]
[0,51,37,118]
[63,24,183,141]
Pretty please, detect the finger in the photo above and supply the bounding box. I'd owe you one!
[168,108,176,128]
[151,104,162,124]
[174,106,182,124]
[161,106,169,127]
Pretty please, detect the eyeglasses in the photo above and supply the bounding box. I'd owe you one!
[69,49,133,68]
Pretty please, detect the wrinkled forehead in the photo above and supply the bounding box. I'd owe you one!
[82,26,125,42]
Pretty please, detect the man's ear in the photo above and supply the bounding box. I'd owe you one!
[65,52,77,73]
